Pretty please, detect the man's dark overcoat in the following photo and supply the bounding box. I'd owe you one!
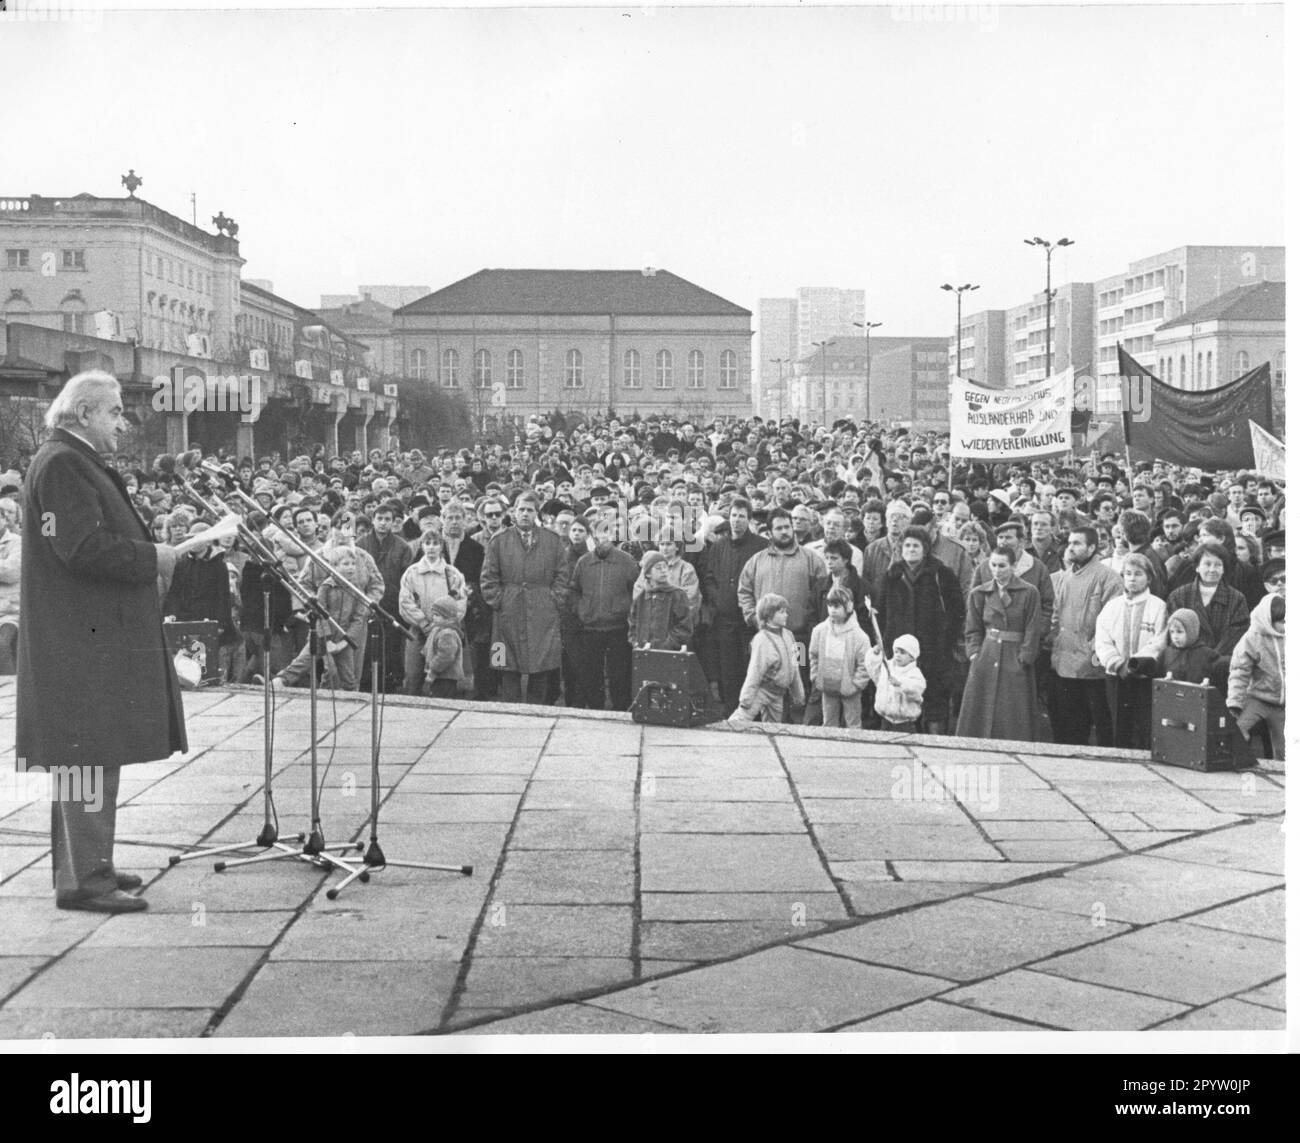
[16,429,187,769]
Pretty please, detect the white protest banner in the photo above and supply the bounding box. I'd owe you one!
[1249,420,1286,480]
[949,369,1073,459]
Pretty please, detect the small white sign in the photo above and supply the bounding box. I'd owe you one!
[294,360,314,380]
[356,377,370,392]
[330,370,345,386]
[383,384,398,397]
[249,348,269,371]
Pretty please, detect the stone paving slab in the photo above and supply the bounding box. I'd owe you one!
[586,946,953,1033]
[471,905,633,958]
[839,999,1045,1032]
[0,681,1285,1039]
[456,956,634,1013]
[1148,998,1287,1031]
[943,968,1191,1030]
[640,834,833,893]
[0,1008,216,1040]
[797,897,1130,982]
[641,799,806,834]
[1183,889,1285,942]
[450,1002,685,1035]
[0,956,49,1001]
[6,946,264,1009]
[81,911,296,948]
[212,960,460,1038]
[815,823,1003,862]
[493,850,635,904]
[641,892,848,923]
[977,857,1282,925]
[510,809,637,850]
[1032,921,1284,1005]
[640,919,829,961]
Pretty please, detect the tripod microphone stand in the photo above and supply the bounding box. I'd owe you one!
[165,470,362,878]
[211,476,470,897]
[325,613,473,899]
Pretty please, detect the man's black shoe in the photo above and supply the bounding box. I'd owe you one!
[114,872,144,891]
[56,890,148,913]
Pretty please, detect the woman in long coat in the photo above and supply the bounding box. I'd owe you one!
[480,495,569,703]
[956,546,1042,742]
[1165,541,1250,694]
[878,526,965,734]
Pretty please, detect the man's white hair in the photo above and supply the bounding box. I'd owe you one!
[44,369,121,430]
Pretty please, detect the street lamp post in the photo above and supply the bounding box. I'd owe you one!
[813,339,835,426]
[1024,237,1074,379]
[940,284,979,381]
[769,356,789,423]
[853,320,883,422]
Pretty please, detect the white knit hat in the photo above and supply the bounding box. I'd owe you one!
[892,634,921,659]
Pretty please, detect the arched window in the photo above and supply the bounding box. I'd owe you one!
[720,350,738,389]
[655,350,673,389]
[565,348,584,388]
[688,349,705,388]
[1178,356,1186,387]
[1205,350,1213,387]
[624,349,641,388]
[60,291,87,334]
[1195,353,1203,388]
[411,348,427,381]
[441,348,459,387]
[475,349,492,389]
[507,348,524,388]
[1234,350,1250,376]
[3,289,31,318]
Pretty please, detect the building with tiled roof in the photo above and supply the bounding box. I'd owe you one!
[393,268,752,421]
[1152,279,1285,392]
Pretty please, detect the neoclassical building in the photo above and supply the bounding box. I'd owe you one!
[392,268,753,422]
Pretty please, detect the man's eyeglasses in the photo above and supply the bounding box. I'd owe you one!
[1265,576,1285,588]
[484,511,503,519]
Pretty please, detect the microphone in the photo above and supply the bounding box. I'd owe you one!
[154,450,202,482]
[199,460,238,488]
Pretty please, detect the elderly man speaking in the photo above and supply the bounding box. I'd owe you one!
[16,371,191,914]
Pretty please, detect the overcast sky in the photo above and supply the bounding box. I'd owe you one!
[2,3,1284,334]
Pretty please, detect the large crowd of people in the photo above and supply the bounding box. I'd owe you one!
[1,409,1286,758]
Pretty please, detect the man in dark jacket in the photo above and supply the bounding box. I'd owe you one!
[440,501,490,698]
[568,521,639,708]
[357,499,416,691]
[699,498,767,711]
[17,372,189,914]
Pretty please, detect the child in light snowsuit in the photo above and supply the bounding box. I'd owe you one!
[809,586,873,728]
[732,593,805,723]
[866,632,927,732]
[1228,593,1285,760]
[422,595,466,698]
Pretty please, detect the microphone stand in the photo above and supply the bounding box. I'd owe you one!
[213,475,472,899]
[165,471,364,879]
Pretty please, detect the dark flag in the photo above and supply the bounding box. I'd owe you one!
[1118,346,1273,469]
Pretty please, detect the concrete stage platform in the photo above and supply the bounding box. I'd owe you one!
[0,681,1286,1040]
